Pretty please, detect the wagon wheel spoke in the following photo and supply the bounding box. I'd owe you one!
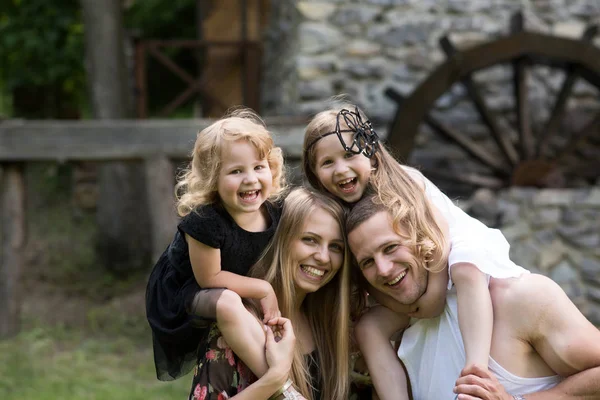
[421,168,505,189]
[439,36,519,167]
[554,110,600,162]
[538,25,599,158]
[424,113,511,177]
[511,12,535,160]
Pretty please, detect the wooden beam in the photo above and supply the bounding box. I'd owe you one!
[0,118,308,162]
[144,156,178,263]
[0,164,26,339]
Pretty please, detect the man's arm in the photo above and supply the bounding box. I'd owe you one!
[455,274,600,399]
[524,275,600,399]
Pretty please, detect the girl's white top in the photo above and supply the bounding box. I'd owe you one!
[403,167,529,288]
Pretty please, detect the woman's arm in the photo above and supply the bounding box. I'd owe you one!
[227,318,298,400]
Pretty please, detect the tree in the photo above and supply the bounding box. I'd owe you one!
[81,0,151,274]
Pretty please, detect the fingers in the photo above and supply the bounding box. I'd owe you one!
[265,323,275,344]
[460,364,490,379]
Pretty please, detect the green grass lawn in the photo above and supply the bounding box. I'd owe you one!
[0,323,191,400]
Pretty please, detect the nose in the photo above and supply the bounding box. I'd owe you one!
[313,245,330,264]
[375,255,394,279]
[243,170,258,184]
[333,160,350,176]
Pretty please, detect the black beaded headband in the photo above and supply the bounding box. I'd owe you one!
[306,107,380,158]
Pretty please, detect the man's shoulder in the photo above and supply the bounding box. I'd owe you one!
[490,274,569,332]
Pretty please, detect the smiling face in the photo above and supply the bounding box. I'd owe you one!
[291,207,345,296]
[348,211,428,306]
[217,139,273,220]
[313,132,373,204]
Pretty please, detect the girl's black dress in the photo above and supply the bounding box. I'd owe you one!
[146,201,281,381]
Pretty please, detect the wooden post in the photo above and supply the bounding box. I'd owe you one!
[145,156,178,263]
[0,164,26,339]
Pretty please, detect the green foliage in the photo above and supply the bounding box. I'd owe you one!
[125,0,197,38]
[0,0,85,95]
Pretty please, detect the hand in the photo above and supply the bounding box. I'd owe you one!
[265,317,295,374]
[454,364,512,400]
[260,286,281,323]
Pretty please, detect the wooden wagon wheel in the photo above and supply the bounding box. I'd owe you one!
[385,11,600,191]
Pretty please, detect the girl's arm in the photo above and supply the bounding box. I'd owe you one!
[354,306,411,400]
[187,234,279,320]
[450,262,492,368]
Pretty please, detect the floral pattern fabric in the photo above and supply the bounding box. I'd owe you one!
[189,323,257,400]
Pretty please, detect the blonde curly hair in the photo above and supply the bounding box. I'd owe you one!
[176,108,286,216]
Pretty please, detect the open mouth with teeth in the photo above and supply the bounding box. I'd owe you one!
[238,190,260,202]
[300,265,326,280]
[386,270,407,286]
[337,177,357,193]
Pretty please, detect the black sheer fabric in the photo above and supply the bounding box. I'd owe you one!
[146,202,281,381]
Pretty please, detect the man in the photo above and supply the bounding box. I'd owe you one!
[347,196,600,400]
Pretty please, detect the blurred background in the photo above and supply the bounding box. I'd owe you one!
[0,0,599,399]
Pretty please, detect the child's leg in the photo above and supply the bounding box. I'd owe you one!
[189,289,269,377]
[355,305,411,400]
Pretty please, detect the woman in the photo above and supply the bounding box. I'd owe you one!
[188,187,352,400]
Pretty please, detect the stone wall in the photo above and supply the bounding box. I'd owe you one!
[463,186,600,325]
[262,0,600,120]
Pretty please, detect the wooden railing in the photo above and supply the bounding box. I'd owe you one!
[0,117,307,338]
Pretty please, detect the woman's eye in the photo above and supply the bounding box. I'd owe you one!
[384,244,398,253]
[360,259,373,270]
[330,243,344,252]
[302,237,316,244]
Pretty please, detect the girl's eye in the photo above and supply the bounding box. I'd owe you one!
[321,159,333,167]
[229,169,241,175]
[255,164,265,170]
[344,152,355,159]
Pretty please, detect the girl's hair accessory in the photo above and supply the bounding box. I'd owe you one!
[307,107,380,158]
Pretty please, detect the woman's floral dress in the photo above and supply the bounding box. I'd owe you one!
[188,323,258,400]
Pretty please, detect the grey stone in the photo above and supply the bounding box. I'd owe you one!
[298,79,334,100]
[372,23,434,47]
[296,2,337,21]
[577,188,600,207]
[581,258,600,286]
[537,240,566,272]
[299,23,343,54]
[509,240,539,270]
[345,40,382,57]
[562,208,589,225]
[530,208,561,228]
[330,5,380,26]
[364,0,413,5]
[533,190,574,206]
[505,187,538,203]
[341,59,386,79]
[587,285,600,303]
[297,55,337,79]
[585,307,600,326]
[550,261,580,284]
[497,199,521,225]
[468,188,500,226]
[534,229,558,246]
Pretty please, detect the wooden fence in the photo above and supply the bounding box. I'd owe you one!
[0,117,307,338]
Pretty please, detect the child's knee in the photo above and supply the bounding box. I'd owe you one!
[215,289,244,324]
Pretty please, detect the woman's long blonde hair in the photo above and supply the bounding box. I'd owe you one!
[303,105,448,273]
[248,187,351,400]
[176,108,286,216]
